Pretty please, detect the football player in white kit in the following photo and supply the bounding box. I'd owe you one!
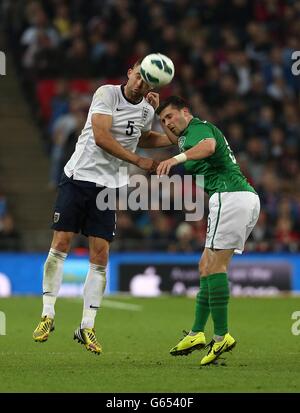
[33,59,173,354]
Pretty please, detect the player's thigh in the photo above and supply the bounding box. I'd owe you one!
[89,236,110,266]
[51,179,86,234]
[83,187,116,244]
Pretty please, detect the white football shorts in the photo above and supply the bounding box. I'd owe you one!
[205,191,260,254]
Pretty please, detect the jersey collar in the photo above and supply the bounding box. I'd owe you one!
[182,117,197,135]
[121,84,143,105]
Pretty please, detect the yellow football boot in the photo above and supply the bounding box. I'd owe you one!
[200,333,236,366]
[33,316,55,342]
[73,327,102,355]
[170,330,206,356]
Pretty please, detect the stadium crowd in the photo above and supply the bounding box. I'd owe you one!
[2,0,300,252]
[0,187,20,251]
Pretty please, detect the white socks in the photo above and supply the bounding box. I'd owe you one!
[214,335,225,342]
[42,248,67,318]
[42,251,106,329]
[81,263,107,329]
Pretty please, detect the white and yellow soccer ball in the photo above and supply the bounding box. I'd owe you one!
[140,53,175,87]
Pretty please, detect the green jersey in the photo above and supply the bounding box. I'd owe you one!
[179,118,256,197]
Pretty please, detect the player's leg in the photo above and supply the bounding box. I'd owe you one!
[74,236,109,355]
[191,249,210,333]
[33,230,75,342]
[82,236,108,330]
[200,192,260,365]
[43,231,74,316]
[170,249,209,356]
[74,185,115,355]
[207,249,233,341]
[33,173,83,342]
[205,192,260,345]
[200,248,236,365]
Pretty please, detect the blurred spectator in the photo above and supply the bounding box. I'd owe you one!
[0,193,20,251]
[64,38,92,78]
[60,111,87,174]
[146,212,176,251]
[274,216,300,252]
[49,93,87,187]
[48,79,70,133]
[174,222,199,252]
[53,3,72,41]
[21,7,60,71]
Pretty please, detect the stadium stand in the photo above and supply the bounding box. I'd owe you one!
[0,187,20,251]
[2,0,300,252]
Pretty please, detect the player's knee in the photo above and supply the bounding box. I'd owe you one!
[51,235,72,253]
[207,262,227,275]
[89,245,109,266]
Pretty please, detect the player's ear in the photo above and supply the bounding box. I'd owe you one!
[182,107,190,116]
[127,68,133,78]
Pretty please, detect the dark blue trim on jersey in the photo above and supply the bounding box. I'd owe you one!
[121,84,143,105]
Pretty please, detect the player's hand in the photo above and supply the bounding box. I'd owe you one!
[156,158,178,176]
[146,92,159,110]
[137,157,158,172]
[149,159,159,173]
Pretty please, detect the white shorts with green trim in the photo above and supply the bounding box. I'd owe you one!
[205,191,260,254]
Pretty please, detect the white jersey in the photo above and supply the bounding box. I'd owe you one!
[64,84,154,188]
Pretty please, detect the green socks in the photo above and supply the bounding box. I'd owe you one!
[191,273,230,336]
[207,272,230,336]
[191,277,210,332]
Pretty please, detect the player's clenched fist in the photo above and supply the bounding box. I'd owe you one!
[156,157,178,176]
[146,92,160,110]
[149,159,159,173]
[137,157,158,172]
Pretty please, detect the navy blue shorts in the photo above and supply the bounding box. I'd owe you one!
[51,173,116,242]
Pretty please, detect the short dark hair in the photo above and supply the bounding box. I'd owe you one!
[156,96,191,115]
[132,58,143,68]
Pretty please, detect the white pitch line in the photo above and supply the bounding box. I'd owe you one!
[101,299,142,311]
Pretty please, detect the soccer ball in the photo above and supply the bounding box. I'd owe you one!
[140,53,175,87]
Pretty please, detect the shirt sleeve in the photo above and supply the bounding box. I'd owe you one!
[187,124,215,147]
[91,86,116,116]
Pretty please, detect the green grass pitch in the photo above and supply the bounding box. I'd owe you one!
[0,295,300,393]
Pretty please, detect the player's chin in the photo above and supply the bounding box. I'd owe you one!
[132,89,143,96]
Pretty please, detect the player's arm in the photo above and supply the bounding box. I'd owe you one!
[92,113,157,171]
[157,138,216,176]
[184,138,216,160]
[138,130,173,148]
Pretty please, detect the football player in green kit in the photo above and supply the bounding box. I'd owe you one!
[156,96,260,366]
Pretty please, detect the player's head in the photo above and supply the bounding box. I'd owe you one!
[125,58,153,102]
[156,96,193,136]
